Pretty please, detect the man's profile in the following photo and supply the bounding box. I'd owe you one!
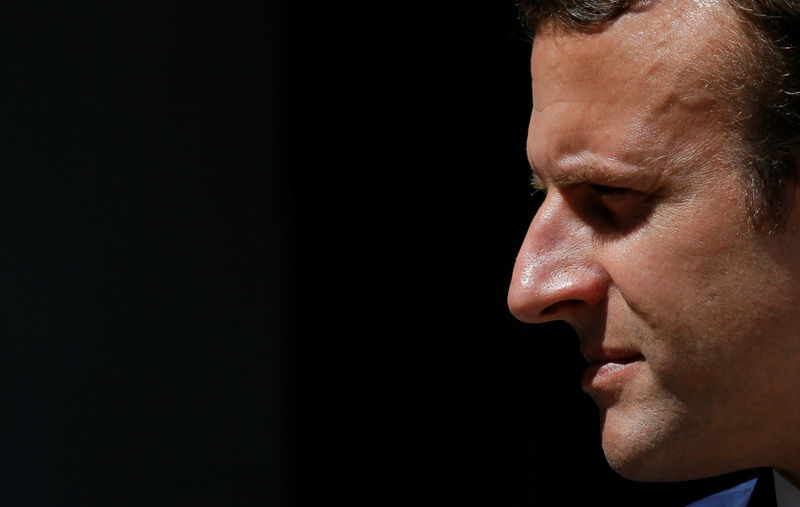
[507,0,800,503]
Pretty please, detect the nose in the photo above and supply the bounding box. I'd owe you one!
[508,192,608,324]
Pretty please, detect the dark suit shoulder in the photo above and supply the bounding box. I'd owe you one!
[687,469,775,507]
[687,478,758,507]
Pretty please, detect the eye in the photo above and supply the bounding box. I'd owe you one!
[585,184,652,229]
[590,183,631,197]
[589,184,639,206]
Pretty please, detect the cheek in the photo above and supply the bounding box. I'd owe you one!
[604,230,730,328]
[609,225,795,398]
[605,177,749,321]
[602,215,756,362]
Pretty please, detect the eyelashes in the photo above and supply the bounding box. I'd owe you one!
[528,177,634,202]
[529,178,653,230]
[529,174,632,196]
[589,183,630,196]
[529,173,546,193]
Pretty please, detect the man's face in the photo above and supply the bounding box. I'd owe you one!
[508,0,800,482]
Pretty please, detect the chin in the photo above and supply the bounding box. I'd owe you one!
[602,437,672,482]
[605,450,743,484]
[603,445,687,482]
[598,407,723,483]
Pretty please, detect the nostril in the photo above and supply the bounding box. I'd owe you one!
[541,299,585,317]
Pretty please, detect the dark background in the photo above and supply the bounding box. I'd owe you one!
[1,1,276,504]
[0,1,760,505]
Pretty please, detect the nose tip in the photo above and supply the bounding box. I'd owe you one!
[508,192,608,324]
[508,257,607,324]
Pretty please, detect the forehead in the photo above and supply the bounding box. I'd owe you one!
[529,0,748,174]
[532,0,741,107]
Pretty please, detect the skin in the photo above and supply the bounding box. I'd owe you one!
[507,0,800,484]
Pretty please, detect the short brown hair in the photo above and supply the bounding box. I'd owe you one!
[518,0,800,229]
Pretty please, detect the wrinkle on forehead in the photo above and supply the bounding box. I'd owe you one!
[531,0,742,114]
[528,0,751,175]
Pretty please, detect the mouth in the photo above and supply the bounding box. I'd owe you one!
[581,353,645,392]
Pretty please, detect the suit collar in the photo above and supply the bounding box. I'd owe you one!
[688,469,775,507]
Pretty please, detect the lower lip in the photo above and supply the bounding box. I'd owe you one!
[581,356,644,391]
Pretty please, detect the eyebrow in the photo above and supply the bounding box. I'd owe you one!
[528,158,655,191]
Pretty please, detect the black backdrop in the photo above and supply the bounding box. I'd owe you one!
[1,1,275,504]
[0,1,763,505]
